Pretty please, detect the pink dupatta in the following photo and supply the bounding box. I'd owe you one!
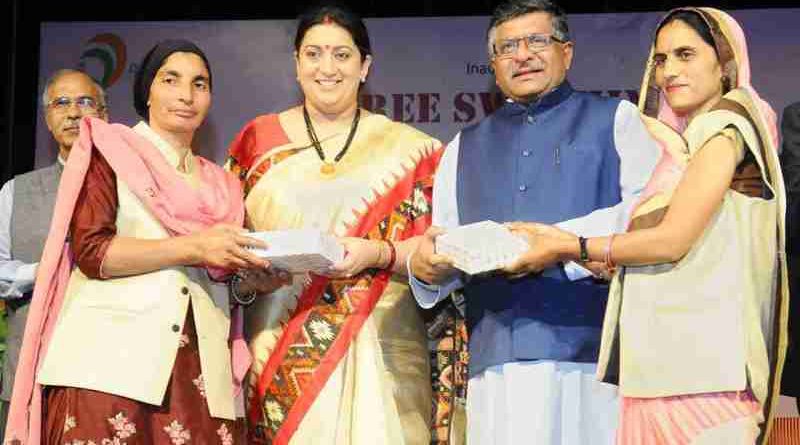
[631,7,779,227]
[5,117,247,444]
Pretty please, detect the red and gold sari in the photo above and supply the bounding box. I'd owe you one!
[227,111,443,445]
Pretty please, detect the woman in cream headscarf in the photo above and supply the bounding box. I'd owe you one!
[503,7,787,443]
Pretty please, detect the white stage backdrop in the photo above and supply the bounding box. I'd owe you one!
[36,9,800,167]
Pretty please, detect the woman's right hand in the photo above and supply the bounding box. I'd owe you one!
[502,222,577,277]
[185,224,269,270]
[505,221,575,242]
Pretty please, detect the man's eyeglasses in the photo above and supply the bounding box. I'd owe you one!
[47,96,104,114]
[494,33,565,59]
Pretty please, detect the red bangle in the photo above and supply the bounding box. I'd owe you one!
[385,240,397,271]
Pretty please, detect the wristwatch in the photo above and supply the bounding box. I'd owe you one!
[578,236,589,263]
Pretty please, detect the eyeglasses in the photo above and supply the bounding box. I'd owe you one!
[47,96,104,114]
[494,33,565,59]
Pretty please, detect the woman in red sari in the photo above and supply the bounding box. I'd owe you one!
[226,5,445,444]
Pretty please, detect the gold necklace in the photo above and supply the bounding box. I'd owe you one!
[302,106,361,175]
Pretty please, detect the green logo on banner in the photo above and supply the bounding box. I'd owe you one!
[79,33,127,88]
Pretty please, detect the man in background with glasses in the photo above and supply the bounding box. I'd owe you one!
[0,69,106,435]
[409,0,660,443]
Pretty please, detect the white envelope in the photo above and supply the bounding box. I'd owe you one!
[245,229,345,274]
[435,220,530,275]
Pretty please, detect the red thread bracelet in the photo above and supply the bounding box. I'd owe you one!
[385,240,397,271]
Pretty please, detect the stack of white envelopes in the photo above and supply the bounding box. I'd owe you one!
[245,229,345,274]
[435,221,530,275]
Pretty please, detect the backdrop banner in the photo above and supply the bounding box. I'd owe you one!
[36,9,800,165]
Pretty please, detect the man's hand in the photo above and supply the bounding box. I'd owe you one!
[582,261,613,281]
[410,226,459,284]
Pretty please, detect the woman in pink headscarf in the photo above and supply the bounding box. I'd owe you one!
[502,8,788,444]
[5,40,286,444]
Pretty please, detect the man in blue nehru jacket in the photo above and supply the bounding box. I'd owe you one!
[409,1,660,443]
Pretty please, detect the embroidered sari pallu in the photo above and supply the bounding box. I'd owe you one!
[227,112,443,444]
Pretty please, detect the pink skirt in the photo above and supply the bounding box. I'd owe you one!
[617,391,761,445]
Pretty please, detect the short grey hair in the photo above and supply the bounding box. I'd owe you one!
[486,0,571,58]
[41,69,107,113]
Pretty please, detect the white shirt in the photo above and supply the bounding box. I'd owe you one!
[408,100,661,307]
[0,156,65,299]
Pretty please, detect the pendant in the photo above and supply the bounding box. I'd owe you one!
[320,162,336,175]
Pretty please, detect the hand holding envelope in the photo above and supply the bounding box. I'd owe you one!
[435,221,530,275]
[245,229,345,274]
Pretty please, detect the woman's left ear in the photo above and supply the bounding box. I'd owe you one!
[360,55,373,83]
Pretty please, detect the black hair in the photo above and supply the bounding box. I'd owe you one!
[133,39,212,120]
[294,3,372,62]
[656,10,719,58]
